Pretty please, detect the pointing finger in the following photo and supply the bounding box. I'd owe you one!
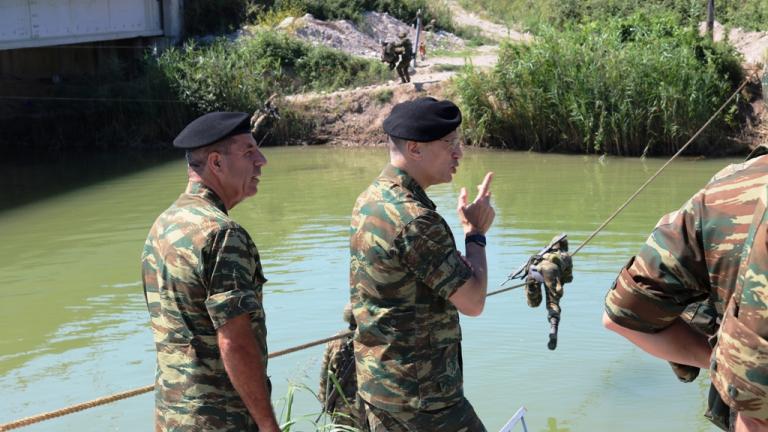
[475,172,494,200]
[458,187,468,208]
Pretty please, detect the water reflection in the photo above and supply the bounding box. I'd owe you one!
[0,146,733,431]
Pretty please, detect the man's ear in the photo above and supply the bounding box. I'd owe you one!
[208,152,223,172]
[406,140,423,160]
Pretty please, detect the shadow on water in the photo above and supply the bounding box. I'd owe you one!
[0,149,179,212]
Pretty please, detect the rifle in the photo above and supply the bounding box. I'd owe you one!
[501,233,568,286]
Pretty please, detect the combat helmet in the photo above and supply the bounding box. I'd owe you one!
[398,30,408,39]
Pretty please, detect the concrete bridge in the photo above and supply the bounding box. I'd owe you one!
[0,0,182,50]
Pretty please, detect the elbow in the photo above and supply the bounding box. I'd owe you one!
[602,311,620,332]
[462,298,485,317]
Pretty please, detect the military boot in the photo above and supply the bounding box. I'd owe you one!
[548,316,559,350]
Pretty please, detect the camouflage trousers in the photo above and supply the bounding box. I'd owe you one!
[362,397,486,432]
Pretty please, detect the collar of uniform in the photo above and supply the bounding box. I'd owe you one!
[380,165,436,210]
[185,181,228,215]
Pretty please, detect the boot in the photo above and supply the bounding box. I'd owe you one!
[547,317,559,350]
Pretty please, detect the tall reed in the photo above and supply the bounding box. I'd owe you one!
[452,12,746,156]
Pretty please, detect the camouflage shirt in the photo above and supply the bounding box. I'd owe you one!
[350,165,473,412]
[142,181,268,431]
[605,153,768,418]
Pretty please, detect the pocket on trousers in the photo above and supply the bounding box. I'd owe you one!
[711,306,768,419]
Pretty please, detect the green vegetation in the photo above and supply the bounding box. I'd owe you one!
[274,383,362,432]
[452,12,746,156]
[184,0,261,36]
[155,31,389,113]
[458,0,768,32]
[373,88,394,104]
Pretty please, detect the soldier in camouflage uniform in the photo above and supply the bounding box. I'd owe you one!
[393,31,413,83]
[603,145,768,431]
[524,236,573,350]
[142,112,280,432]
[318,303,361,428]
[350,97,495,432]
[380,41,398,71]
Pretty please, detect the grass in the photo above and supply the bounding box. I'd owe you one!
[451,12,747,156]
[154,30,390,113]
[275,381,363,432]
[373,88,394,104]
[457,0,768,33]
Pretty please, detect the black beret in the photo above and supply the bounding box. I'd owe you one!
[173,112,251,149]
[383,97,462,142]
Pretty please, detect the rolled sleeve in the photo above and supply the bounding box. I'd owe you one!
[398,214,472,300]
[605,196,710,333]
[205,227,264,329]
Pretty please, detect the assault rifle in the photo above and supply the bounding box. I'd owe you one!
[501,233,568,287]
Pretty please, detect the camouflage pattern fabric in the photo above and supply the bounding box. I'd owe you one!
[318,333,361,428]
[604,151,768,420]
[142,181,268,431]
[350,165,474,413]
[362,397,487,432]
[525,250,573,320]
[381,42,398,70]
[394,37,413,83]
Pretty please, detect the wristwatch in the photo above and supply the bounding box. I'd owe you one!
[465,233,487,247]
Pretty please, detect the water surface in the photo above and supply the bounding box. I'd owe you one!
[0,146,732,431]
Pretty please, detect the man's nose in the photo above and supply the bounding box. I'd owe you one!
[254,149,267,166]
[453,144,463,159]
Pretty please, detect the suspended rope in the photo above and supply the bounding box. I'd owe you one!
[0,73,756,431]
[0,330,353,431]
[487,73,754,297]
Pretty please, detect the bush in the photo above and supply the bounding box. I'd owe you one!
[271,0,455,33]
[452,12,746,156]
[458,0,767,32]
[153,31,390,145]
[184,0,261,36]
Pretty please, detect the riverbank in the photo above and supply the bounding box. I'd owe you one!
[2,1,766,156]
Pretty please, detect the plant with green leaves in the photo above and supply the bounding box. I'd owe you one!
[458,0,767,33]
[153,31,390,114]
[274,381,363,432]
[452,12,746,156]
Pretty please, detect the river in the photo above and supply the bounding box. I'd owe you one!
[0,146,731,431]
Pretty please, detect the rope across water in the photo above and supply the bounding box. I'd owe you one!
[0,74,755,431]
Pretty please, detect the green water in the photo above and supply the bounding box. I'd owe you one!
[0,146,732,432]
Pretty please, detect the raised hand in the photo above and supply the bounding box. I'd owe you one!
[457,172,495,235]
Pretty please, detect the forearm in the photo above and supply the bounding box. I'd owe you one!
[219,330,279,430]
[449,242,488,316]
[464,242,488,297]
[603,312,711,369]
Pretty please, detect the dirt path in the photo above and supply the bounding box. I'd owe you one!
[445,0,532,43]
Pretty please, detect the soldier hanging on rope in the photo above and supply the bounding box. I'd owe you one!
[507,234,573,350]
[318,303,362,428]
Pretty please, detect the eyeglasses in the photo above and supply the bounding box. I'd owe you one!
[437,137,463,151]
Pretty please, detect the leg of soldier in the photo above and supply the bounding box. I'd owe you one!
[403,62,411,83]
[396,63,407,83]
[544,279,562,350]
[363,398,486,432]
[396,60,409,83]
[363,402,409,432]
[525,278,542,308]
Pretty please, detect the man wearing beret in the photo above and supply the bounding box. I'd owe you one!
[142,112,280,432]
[350,97,495,431]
